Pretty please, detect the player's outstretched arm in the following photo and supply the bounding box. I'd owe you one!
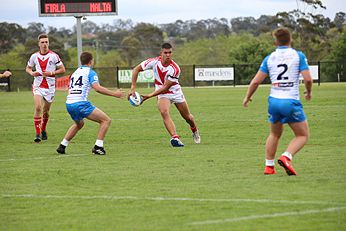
[243,71,267,107]
[301,70,312,101]
[142,80,174,102]
[0,70,12,78]
[92,83,125,99]
[128,64,143,99]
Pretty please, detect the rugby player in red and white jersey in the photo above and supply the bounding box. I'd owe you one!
[129,43,200,147]
[26,34,66,143]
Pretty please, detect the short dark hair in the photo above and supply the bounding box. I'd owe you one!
[38,34,48,41]
[273,27,291,46]
[80,52,93,65]
[161,43,172,49]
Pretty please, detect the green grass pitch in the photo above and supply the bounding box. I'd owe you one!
[1,83,345,230]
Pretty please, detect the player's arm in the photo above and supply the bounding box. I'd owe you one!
[0,70,12,78]
[92,82,125,99]
[298,52,312,101]
[25,65,41,77]
[243,70,268,107]
[301,70,312,101]
[128,64,143,98]
[142,79,175,102]
[42,63,66,77]
[52,63,66,76]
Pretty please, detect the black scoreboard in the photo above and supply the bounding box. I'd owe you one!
[39,0,117,16]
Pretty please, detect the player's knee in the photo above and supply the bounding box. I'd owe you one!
[303,133,309,143]
[106,117,112,126]
[35,106,41,114]
[76,121,84,129]
[271,132,282,139]
[102,116,112,127]
[160,110,170,118]
[77,124,84,130]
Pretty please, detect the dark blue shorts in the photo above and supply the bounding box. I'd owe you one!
[268,96,306,124]
[66,101,96,122]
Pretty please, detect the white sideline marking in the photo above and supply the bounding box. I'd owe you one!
[1,194,345,206]
[0,154,87,162]
[189,206,346,226]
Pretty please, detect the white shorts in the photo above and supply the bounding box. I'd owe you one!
[33,86,55,103]
[158,92,185,104]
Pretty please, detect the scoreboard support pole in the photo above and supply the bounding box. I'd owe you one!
[76,16,83,66]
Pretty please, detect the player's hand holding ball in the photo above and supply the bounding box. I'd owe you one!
[129,91,143,107]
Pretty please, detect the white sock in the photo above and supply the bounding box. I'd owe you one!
[61,139,69,146]
[265,159,275,166]
[282,151,293,160]
[95,139,104,147]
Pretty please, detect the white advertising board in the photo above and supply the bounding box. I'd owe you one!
[118,69,154,83]
[300,65,319,80]
[195,67,234,81]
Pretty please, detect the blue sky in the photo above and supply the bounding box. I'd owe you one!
[1,0,345,29]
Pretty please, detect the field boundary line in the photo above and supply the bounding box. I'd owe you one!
[0,154,87,162]
[1,194,345,206]
[189,206,346,226]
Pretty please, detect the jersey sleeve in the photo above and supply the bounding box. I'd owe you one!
[27,54,35,67]
[54,53,63,67]
[167,69,180,83]
[259,55,270,74]
[88,69,99,85]
[140,57,157,71]
[298,51,309,72]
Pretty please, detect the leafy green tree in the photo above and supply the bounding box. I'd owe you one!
[333,12,346,30]
[0,45,26,68]
[120,36,142,66]
[20,36,70,65]
[132,23,164,58]
[232,35,273,64]
[0,22,26,54]
[48,26,73,39]
[97,50,126,67]
[78,20,100,34]
[231,17,257,34]
[329,31,346,62]
[26,22,46,38]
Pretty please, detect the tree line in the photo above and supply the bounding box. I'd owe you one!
[0,0,345,70]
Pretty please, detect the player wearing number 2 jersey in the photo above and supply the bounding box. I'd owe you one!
[129,43,200,147]
[56,52,124,155]
[26,34,65,143]
[243,27,313,176]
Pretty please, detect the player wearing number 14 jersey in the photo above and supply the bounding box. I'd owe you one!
[56,52,124,155]
[243,27,313,175]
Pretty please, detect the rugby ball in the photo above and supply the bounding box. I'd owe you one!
[129,92,142,107]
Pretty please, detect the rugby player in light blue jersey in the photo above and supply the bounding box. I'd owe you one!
[57,52,125,155]
[243,27,313,176]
